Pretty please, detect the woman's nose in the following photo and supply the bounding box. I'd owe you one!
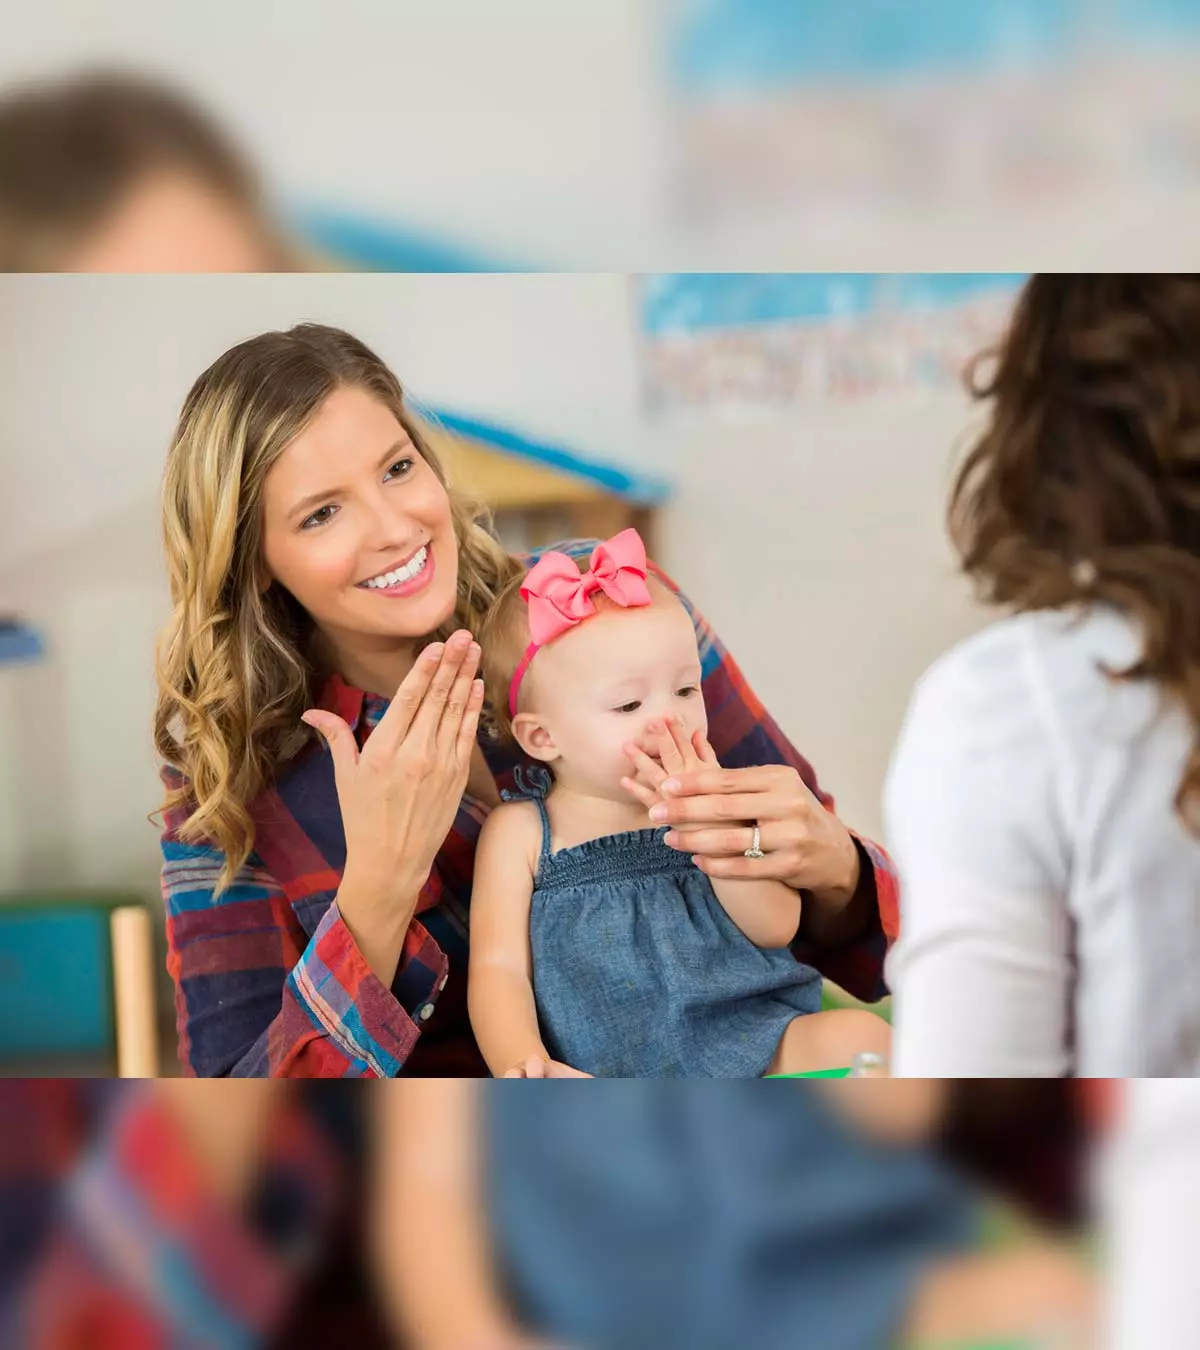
[364,495,415,552]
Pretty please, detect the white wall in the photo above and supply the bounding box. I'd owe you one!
[0,501,168,894]
[0,273,649,571]
[659,395,986,840]
[0,274,987,907]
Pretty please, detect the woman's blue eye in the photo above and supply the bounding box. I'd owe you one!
[301,504,338,530]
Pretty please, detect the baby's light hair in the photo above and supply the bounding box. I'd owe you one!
[478,551,675,744]
[478,566,538,744]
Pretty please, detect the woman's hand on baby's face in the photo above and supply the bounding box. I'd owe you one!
[620,716,717,829]
[624,718,861,905]
[646,758,861,903]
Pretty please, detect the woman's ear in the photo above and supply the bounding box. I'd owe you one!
[512,713,559,764]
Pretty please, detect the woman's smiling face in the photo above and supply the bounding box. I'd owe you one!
[260,384,460,660]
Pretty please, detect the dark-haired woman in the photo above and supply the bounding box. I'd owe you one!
[886,274,1200,1077]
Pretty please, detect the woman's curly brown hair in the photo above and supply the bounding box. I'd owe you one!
[951,273,1200,827]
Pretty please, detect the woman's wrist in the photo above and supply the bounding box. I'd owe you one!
[342,848,425,912]
[795,839,875,948]
[336,863,421,986]
[797,826,862,907]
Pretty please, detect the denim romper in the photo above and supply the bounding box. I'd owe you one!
[507,769,823,1077]
[487,1082,980,1350]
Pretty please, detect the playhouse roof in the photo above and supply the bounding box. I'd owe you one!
[420,407,671,509]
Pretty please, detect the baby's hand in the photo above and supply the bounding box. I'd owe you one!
[621,716,718,832]
[503,1055,591,1078]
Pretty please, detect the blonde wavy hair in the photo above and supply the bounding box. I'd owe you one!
[155,322,522,891]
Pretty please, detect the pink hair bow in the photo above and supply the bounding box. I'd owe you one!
[508,529,652,715]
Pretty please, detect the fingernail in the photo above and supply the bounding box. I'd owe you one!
[649,804,667,823]
[663,831,678,847]
[662,778,680,794]
[425,642,444,660]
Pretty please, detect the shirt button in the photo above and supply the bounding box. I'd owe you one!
[419,1003,435,1021]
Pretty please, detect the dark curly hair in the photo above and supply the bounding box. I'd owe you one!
[951,274,1200,829]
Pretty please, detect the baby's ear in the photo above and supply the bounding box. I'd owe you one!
[512,713,560,764]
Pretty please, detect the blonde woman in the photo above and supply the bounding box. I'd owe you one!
[156,323,898,1077]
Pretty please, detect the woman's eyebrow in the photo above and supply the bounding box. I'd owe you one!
[286,438,414,520]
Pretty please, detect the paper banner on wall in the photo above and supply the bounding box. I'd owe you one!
[638,274,1025,414]
[665,0,1200,227]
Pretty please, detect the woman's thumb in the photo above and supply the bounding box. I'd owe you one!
[300,711,358,784]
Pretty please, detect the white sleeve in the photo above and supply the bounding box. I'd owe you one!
[1101,1082,1200,1350]
[883,626,1075,1077]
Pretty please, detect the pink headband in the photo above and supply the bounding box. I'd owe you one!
[508,528,652,716]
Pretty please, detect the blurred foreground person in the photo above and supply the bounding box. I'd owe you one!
[1,1080,1096,1348]
[0,70,295,271]
[376,1081,1095,1350]
[0,1080,385,1349]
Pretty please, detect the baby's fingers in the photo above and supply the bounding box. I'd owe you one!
[621,775,660,809]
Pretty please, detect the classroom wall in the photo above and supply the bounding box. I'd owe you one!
[0,273,651,573]
[658,394,986,840]
[0,274,987,909]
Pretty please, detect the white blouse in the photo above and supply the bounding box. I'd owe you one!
[1100,1081,1200,1350]
[884,605,1200,1077]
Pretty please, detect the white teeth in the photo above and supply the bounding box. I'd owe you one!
[364,546,428,589]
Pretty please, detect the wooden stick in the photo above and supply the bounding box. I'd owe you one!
[110,905,160,1077]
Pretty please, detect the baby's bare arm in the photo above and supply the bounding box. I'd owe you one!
[467,803,553,1076]
[706,874,803,949]
[371,1081,532,1350]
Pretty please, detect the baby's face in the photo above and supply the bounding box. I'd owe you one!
[522,589,707,801]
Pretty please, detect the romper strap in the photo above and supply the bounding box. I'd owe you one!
[501,764,555,868]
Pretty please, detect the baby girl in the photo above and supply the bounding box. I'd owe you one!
[467,530,890,1077]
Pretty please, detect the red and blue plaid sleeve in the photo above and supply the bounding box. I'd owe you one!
[161,771,447,1078]
[650,562,900,1004]
[2,1083,344,1350]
